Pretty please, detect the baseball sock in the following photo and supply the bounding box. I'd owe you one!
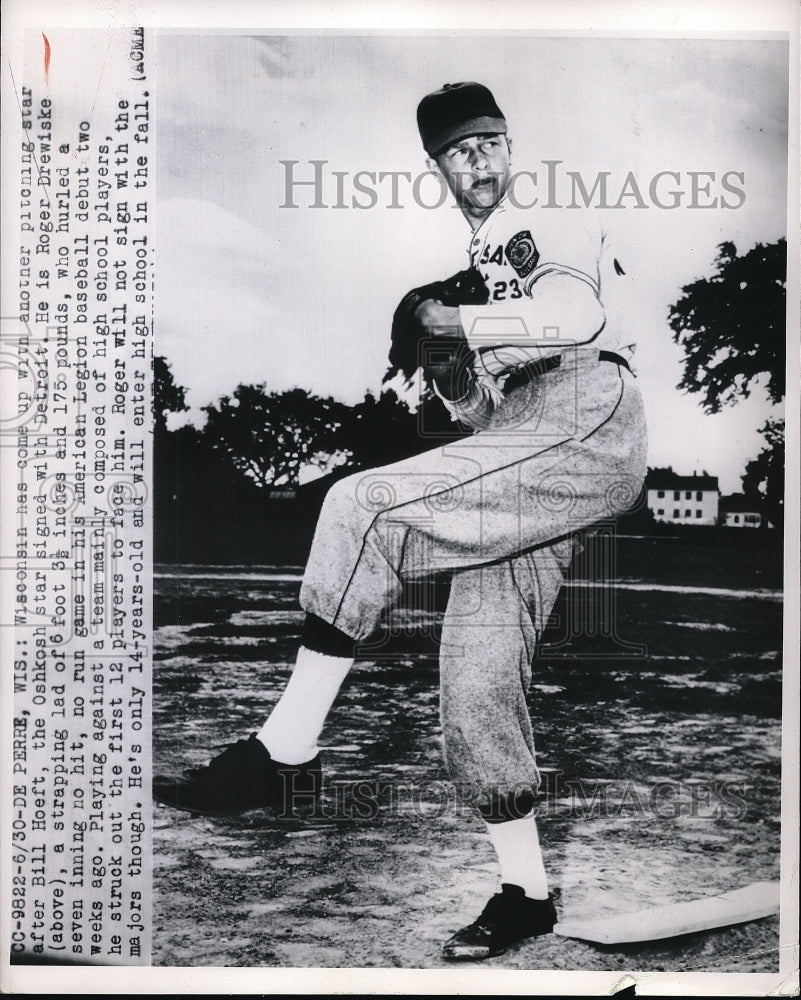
[257,647,353,764]
[486,812,550,900]
[256,615,356,765]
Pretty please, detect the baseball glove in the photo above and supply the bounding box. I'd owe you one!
[386,266,489,383]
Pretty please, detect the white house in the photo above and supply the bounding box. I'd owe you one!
[719,494,763,528]
[646,468,719,526]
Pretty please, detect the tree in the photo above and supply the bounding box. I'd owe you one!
[202,385,350,488]
[154,355,189,431]
[153,357,191,519]
[343,388,418,469]
[668,239,786,525]
[668,239,786,414]
[343,386,468,470]
[741,418,785,528]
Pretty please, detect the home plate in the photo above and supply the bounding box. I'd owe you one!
[553,881,780,944]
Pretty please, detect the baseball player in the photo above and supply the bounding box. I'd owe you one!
[154,82,647,961]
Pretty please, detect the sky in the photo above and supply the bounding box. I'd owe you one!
[153,32,789,494]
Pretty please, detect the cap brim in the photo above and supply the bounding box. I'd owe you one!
[427,116,507,157]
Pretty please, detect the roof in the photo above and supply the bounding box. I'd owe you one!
[720,493,761,513]
[646,467,719,491]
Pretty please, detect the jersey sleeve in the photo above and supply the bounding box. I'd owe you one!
[523,208,602,296]
[461,208,606,351]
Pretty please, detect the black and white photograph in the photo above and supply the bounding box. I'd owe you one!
[1,1,798,995]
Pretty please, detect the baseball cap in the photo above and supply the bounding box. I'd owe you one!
[417,82,507,157]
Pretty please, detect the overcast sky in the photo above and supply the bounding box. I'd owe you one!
[153,32,788,494]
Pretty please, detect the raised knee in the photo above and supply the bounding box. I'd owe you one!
[316,474,362,529]
[322,470,405,524]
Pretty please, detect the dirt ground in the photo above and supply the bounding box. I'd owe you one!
[153,806,780,973]
[151,539,784,976]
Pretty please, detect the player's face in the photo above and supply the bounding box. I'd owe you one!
[432,134,512,225]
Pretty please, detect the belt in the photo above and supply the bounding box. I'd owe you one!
[503,350,631,394]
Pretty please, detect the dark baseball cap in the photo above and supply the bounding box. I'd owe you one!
[417,82,506,156]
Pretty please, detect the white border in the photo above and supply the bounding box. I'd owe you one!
[2,0,798,996]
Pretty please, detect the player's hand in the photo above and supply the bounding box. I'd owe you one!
[387,267,486,384]
[414,299,464,335]
[416,299,472,395]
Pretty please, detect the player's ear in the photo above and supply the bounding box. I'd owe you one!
[426,155,439,174]
[506,135,513,161]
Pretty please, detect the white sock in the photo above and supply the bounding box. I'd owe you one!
[256,646,353,764]
[486,812,549,900]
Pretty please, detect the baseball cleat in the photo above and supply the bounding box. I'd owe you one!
[442,884,557,960]
[152,733,321,817]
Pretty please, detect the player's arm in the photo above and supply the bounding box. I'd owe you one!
[415,300,499,426]
[415,300,470,396]
[388,267,497,427]
[463,272,604,344]
[461,213,606,349]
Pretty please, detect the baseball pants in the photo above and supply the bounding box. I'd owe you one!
[300,349,648,805]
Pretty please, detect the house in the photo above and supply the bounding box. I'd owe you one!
[645,467,719,526]
[267,486,298,500]
[719,493,763,528]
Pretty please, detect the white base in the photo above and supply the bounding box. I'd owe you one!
[553,881,780,944]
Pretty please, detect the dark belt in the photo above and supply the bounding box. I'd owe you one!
[503,350,631,394]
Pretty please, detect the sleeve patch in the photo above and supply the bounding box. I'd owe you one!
[505,230,539,278]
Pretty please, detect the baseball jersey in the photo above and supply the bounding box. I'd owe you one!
[439,197,635,426]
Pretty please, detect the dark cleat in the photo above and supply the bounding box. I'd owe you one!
[153,734,321,817]
[442,883,557,960]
